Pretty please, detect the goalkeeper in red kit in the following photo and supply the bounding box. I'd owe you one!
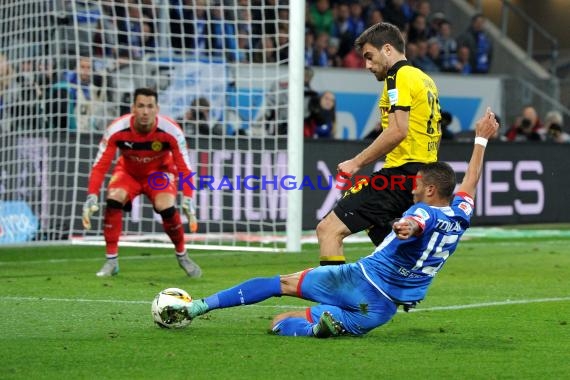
[82,87,202,278]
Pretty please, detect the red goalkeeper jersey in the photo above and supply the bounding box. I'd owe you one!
[87,114,194,197]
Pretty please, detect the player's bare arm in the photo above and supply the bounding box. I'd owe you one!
[458,108,499,197]
[337,110,409,176]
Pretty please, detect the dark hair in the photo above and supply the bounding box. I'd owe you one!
[471,13,484,23]
[133,87,158,103]
[355,22,405,53]
[419,162,456,200]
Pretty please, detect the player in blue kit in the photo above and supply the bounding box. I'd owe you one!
[164,109,499,337]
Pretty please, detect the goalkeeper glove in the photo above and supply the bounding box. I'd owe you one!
[82,194,99,230]
[182,196,198,233]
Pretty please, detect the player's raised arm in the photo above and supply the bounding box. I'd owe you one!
[457,108,499,198]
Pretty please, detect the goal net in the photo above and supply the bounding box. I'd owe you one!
[0,0,303,252]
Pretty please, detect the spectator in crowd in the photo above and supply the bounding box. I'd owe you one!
[303,66,319,117]
[304,28,317,66]
[412,39,440,73]
[306,32,331,67]
[178,97,224,135]
[309,0,335,35]
[331,2,354,58]
[455,46,473,74]
[251,0,279,39]
[115,2,155,59]
[252,36,277,64]
[436,20,460,73]
[505,105,544,142]
[169,0,215,55]
[382,0,409,31]
[458,13,493,74]
[405,41,419,63]
[169,0,198,53]
[47,56,107,132]
[92,7,121,60]
[276,24,290,63]
[427,11,446,38]
[348,1,366,41]
[210,7,240,62]
[276,5,290,38]
[265,78,289,135]
[9,60,44,131]
[265,65,321,136]
[426,38,443,71]
[234,33,252,63]
[327,37,343,67]
[408,14,429,43]
[36,58,57,90]
[546,124,570,143]
[366,7,384,28]
[544,110,569,143]
[343,47,366,69]
[413,0,431,20]
[304,91,336,139]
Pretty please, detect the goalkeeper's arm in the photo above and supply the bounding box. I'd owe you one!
[82,194,100,230]
[182,196,198,233]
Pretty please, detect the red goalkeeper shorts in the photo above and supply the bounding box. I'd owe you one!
[108,168,178,203]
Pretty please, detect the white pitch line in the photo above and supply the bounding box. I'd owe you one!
[407,296,570,313]
[3,238,569,266]
[0,250,271,266]
[0,296,568,313]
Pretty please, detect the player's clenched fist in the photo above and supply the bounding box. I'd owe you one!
[182,196,198,233]
[82,194,100,230]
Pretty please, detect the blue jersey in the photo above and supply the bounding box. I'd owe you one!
[357,193,474,303]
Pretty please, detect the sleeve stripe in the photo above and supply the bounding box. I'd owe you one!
[455,192,475,206]
[389,105,411,113]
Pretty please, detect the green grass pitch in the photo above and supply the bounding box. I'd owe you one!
[1,235,569,380]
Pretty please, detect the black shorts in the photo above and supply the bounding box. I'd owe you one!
[333,163,426,246]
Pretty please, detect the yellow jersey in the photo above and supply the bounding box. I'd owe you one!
[379,60,441,168]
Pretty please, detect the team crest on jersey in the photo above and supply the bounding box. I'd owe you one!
[151,141,163,151]
[458,202,473,216]
[387,89,398,105]
[414,208,430,221]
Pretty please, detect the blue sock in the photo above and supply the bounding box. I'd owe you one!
[271,317,314,337]
[203,275,281,310]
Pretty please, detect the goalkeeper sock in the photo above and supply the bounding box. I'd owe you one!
[319,256,346,266]
[204,275,282,310]
[103,203,123,255]
[160,207,185,253]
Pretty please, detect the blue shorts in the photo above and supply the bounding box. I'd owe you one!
[298,263,398,335]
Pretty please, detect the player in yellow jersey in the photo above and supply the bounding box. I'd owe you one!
[318,22,442,265]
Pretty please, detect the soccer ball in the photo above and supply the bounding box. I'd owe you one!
[151,287,193,329]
